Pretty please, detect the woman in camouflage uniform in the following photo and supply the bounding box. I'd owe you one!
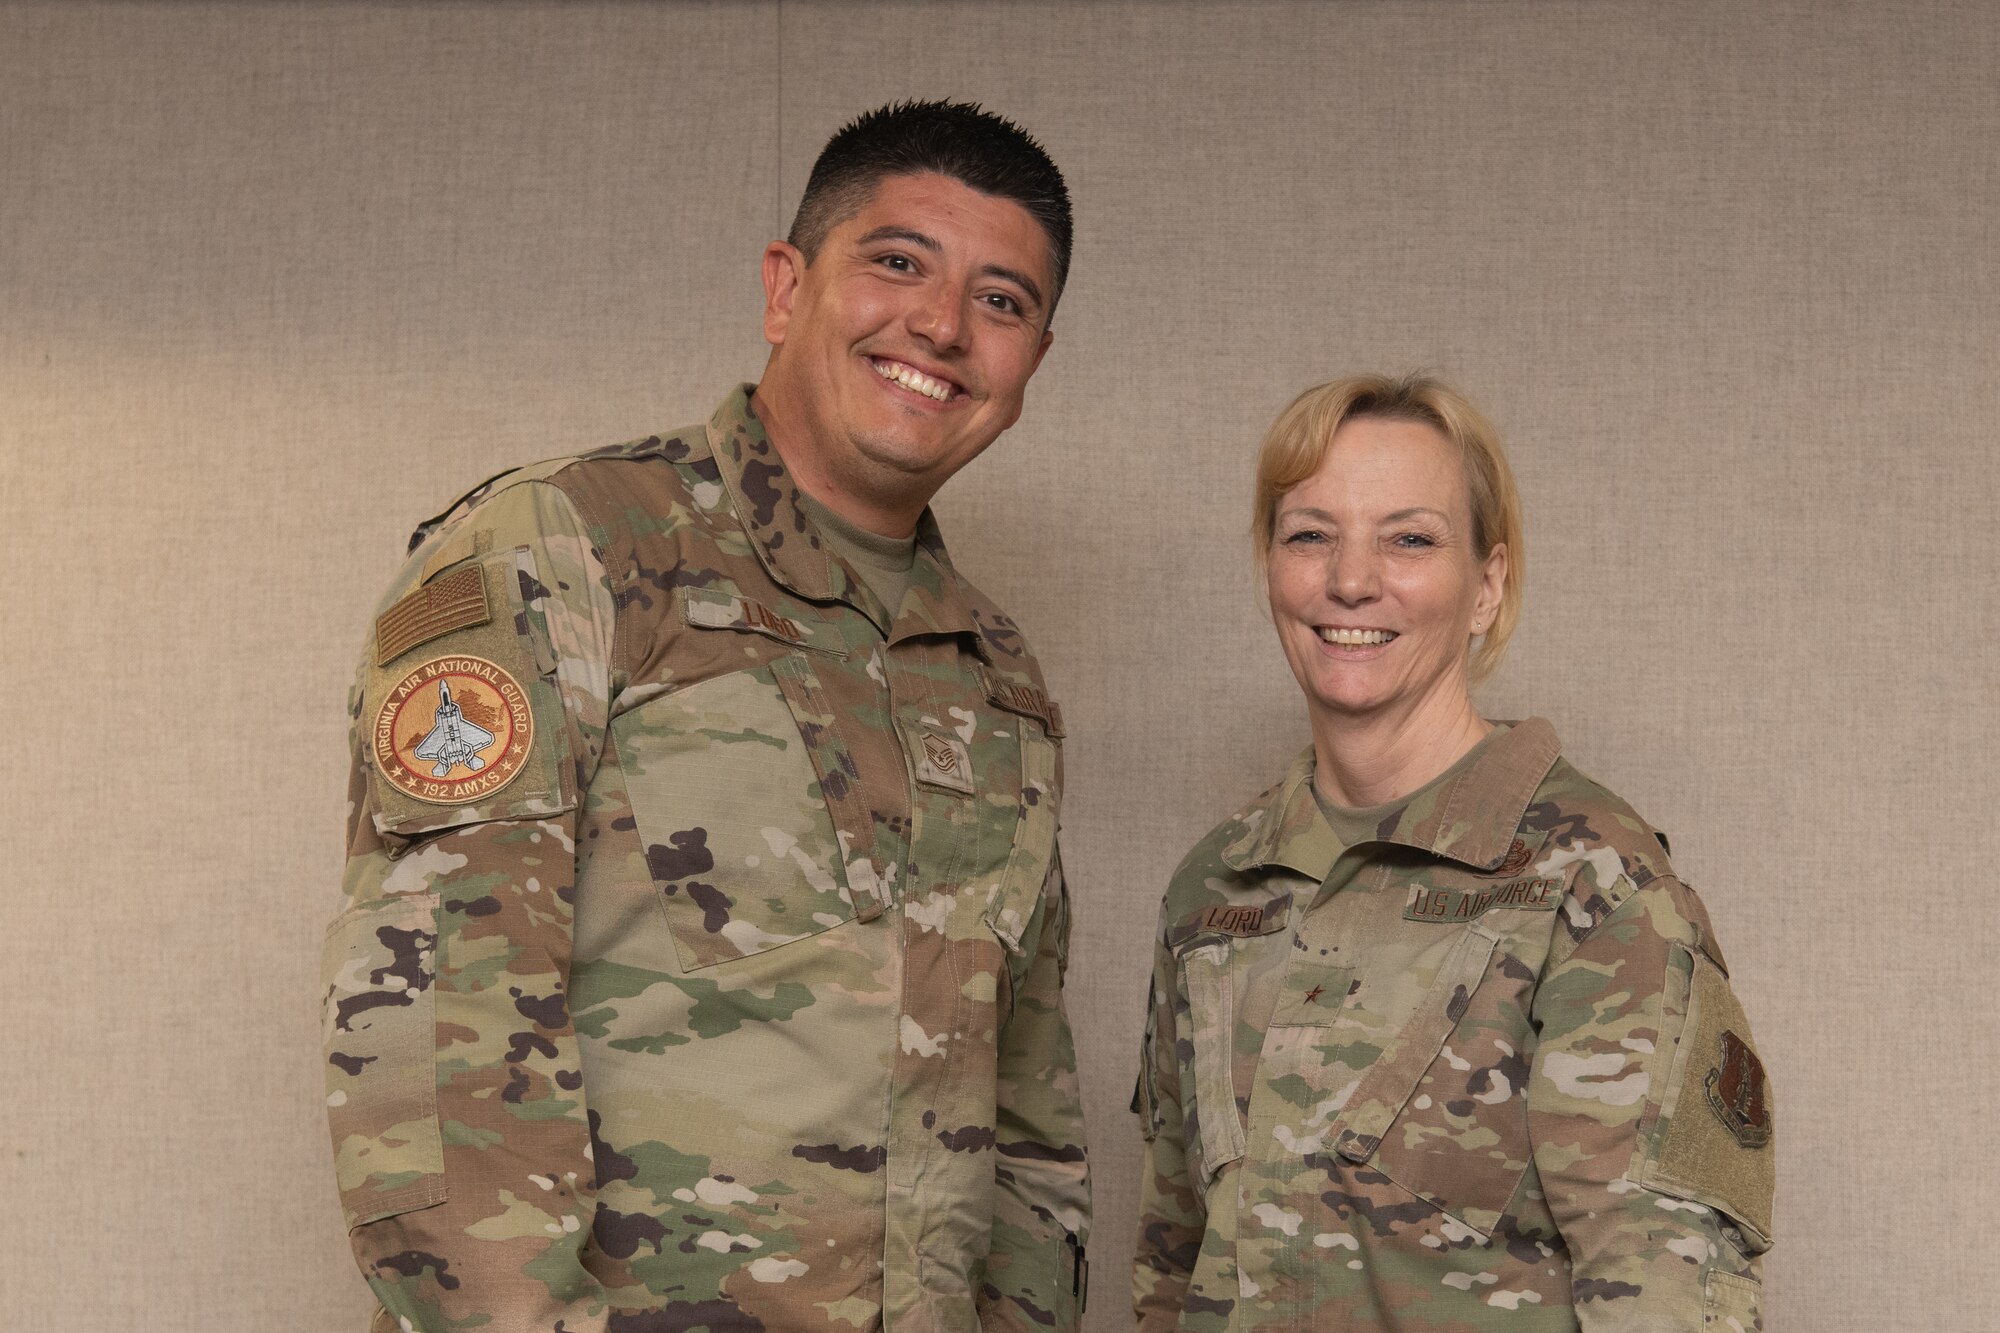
[1132,375,1773,1331]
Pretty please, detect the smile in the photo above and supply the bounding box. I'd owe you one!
[871,357,960,403]
[1317,628,1397,646]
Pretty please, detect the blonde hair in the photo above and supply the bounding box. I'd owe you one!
[1251,372,1525,683]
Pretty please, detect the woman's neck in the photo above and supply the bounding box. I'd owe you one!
[1310,686,1491,809]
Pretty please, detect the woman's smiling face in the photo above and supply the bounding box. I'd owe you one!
[1266,415,1506,730]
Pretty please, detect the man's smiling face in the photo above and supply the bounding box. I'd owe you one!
[756,171,1056,530]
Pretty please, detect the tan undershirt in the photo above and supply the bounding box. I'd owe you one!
[1314,722,1511,849]
[797,491,919,619]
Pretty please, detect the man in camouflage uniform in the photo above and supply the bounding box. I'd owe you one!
[1133,720,1773,1330]
[324,101,1088,1332]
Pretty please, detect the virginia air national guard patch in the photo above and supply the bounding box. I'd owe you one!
[373,654,534,804]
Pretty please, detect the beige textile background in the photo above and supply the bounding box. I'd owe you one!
[3,1,1996,1327]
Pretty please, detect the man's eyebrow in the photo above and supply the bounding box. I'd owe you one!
[979,263,1045,314]
[855,225,941,253]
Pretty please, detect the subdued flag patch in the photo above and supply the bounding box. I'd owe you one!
[375,565,491,665]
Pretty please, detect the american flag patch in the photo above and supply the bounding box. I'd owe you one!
[376,564,491,665]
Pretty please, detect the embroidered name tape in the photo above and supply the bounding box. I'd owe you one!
[1169,899,1292,950]
[1405,877,1563,923]
[683,587,844,656]
[983,672,1065,737]
[1199,904,1274,936]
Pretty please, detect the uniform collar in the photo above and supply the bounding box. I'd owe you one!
[707,384,980,642]
[1221,717,1564,878]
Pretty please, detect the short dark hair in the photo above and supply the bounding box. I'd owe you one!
[788,100,1073,317]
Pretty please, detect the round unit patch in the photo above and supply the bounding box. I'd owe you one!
[373,655,535,805]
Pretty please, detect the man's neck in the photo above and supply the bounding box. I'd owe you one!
[750,386,923,539]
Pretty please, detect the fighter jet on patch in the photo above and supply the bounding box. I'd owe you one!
[413,680,494,776]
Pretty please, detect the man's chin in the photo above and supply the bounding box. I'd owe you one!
[851,431,973,482]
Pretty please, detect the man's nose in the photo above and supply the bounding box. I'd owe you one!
[908,281,966,352]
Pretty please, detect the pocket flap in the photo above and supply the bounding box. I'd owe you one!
[1332,927,1499,1164]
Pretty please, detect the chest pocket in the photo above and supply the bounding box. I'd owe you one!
[1328,921,1538,1239]
[611,600,878,972]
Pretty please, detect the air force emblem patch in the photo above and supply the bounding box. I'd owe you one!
[1704,1029,1772,1149]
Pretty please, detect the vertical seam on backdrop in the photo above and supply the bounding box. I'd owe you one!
[775,0,784,236]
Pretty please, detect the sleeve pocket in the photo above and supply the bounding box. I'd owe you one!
[364,551,575,841]
[322,892,448,1228]
[1639,942,1775,1253]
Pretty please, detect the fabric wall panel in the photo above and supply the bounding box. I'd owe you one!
[3,2,1993,1328]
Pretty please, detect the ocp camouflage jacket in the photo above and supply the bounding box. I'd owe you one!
[324,386,1089,1333]
[1132,720,1772,1331]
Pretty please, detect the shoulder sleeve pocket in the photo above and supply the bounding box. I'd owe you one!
[322,892,448,1228]
[363,549,575,839]
[1639,941,1775,1251]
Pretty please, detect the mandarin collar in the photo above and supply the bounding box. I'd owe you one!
[1221,718,1564,879]
[708,384,980,642]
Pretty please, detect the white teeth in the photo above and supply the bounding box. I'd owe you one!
[1318,628,1395,646]
[875,359,952,402]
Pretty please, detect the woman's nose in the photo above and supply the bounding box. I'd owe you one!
[1327,544,1379,604]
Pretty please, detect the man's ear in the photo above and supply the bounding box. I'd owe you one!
[762,241,806,347]
[1030,325,1054,375]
